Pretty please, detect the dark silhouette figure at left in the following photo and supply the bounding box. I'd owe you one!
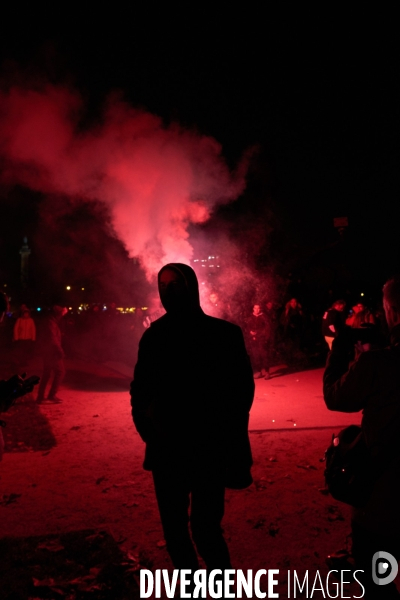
[130,263,254,573]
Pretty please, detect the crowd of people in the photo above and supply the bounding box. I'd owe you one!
[0,303,147,372]
[0,289,390,389]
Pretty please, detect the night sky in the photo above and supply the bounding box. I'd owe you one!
[1,10,399,304]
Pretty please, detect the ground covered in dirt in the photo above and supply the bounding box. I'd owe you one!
[0,359,377,599]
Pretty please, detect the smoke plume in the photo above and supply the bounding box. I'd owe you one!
[0,83,247,279]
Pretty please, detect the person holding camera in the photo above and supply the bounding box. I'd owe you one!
[323,278,400,598]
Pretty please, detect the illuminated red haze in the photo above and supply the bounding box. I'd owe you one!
[0,84,247,279]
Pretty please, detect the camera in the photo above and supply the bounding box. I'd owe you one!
[348,324,387,349]
[0,374,40,413]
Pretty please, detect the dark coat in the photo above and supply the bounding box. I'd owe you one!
[246,312,270,344]
[40,315,64,360]
[323,325,400,535]
[322,307,345,338]
[130,309,255,488]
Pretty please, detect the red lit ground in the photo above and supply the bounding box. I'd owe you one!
[0,359,388,598]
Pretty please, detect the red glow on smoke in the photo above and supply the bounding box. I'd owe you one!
[0,84,247,279]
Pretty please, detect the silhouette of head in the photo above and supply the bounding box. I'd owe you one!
[158,263,200,315]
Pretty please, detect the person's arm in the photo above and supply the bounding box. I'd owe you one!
[130,330,154,443]
[223,326,255,488]
[323,340,376,412]
[229,326,255,412]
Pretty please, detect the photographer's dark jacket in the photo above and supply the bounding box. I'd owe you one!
[130,279,255,489]
[323,325,400,535]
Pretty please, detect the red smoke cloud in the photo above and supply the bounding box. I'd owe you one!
[0,84,247,279]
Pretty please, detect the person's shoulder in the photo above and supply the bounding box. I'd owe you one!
[355,345,392,370]
[149,313,168,328]
[203,314,242,334]
[141,313,169,338]
[376,342,400,364]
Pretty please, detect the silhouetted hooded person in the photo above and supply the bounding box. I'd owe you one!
[130,263,254,573]
[158,262,200,316]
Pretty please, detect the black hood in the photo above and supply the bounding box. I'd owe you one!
[158,263,201,314]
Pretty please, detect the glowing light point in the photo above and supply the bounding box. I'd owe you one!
[37,307,41,311]
[81,287,85,291]
[66,286,71,291]
[294,423,297,427]
[361,292,365,296]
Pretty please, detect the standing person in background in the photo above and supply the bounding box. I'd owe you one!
[264,300,279,366]
[352,305,376,328]
[322,299,346,350]
[36,305,67,404]
[13,309,36,370]
[282,297,304,364]
[246,303,271,379]
[205,291,228,320]
[345,302,365,327]
[346,302,375,328]
[86,304,104,361]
